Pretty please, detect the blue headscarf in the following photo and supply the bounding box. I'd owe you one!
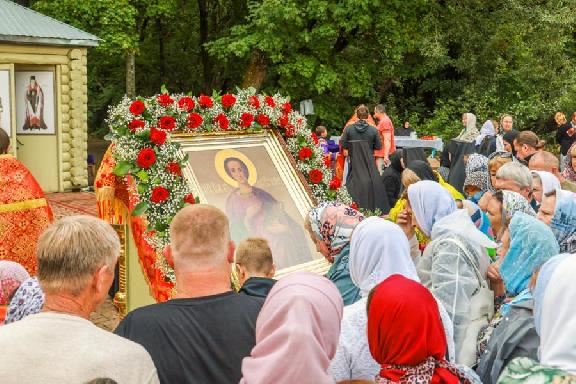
[550,189,576,253]
[500,212,560,297]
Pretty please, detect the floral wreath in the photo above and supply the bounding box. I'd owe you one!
[105,87,351,282]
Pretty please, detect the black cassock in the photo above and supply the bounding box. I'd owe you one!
[341,120,390,213]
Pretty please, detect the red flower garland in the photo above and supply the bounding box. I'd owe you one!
[157,93,174,107]
[178,97,195,112]
[137,148,156,169]
[199,95,213,108]
[298,147,313,161]
[184,193,196,204]
[128,119,145,132]
[285,124,296,137]
[166,162,182,176]
[309,169,323,184]
[187,112,203,129]
[221,94,237,109]
[240,112,254,128]
[150,186,170,203]
[215,113,229,130]
[129,100,145,115]
[329,177,342,190]
[158,115,176,131]
[311,133,319,145]
[265,96,276,107]
[282,102,292,113]
[256,113,270,127]
[248,95,260,108]
[149,127,167,145]
[278,114,289,128]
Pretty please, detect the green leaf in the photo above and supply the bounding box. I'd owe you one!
[137,184,146,194]
[131,201,148,216]
[113,161,132,177]
[160,84,169,94]
[136,170,149,183]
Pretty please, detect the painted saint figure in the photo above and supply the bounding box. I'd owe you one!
[22,76,47,131]
[220,154,312,269]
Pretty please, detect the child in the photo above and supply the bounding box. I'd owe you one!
[236,238,276,298]
[315,125,339,170]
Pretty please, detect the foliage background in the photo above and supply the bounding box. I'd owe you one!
[19,0,576,142]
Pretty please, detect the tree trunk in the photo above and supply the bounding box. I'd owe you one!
[197,0,211,91]
[241,50,267,91]
[156,19,166,85]
[125,51,136,98]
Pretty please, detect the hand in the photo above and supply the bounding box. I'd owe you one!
[397,209,415,239]
[383,156,391,167]
[487,262,502,282]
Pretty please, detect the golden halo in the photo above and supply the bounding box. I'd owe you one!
[214,149,258,187]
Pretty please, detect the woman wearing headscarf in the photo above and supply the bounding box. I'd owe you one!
[368,275,480,384]
[329,217,456,382]
[380,149,404,209]
[531,171,561,210]
[403,181,496,366]
[240,272,343,384]
[537,188,576,253]
[458,113,480,142]
[306,202,364,305]
[4,277,44,324]
[561,142,576,183]
[476,213,560,384]
[498,254,576,383]
[0,261,30,323]
[476,120,497,156]
[464,154,489,203]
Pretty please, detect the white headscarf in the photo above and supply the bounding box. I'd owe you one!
[349,217,418,297]
[534,254,576,374]
[475,120,496,145]
[407,180,457,238]
[532,171,561,195]
[458,113,480,142]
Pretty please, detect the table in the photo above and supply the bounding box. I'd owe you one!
[394,137,444,152]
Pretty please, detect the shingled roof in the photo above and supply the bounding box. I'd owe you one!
[0,0,100,47]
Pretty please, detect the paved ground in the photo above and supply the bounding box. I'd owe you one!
[46,192,120,331]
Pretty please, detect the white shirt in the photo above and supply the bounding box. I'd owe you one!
[0,312,159,384]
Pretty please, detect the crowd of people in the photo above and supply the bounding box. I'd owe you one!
[0,108,576,383]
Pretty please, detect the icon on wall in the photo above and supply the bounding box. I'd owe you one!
[16,71,55,135]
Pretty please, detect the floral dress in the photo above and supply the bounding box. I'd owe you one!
[497,357,576,384]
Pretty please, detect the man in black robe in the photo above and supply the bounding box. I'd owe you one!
[340,105,390,213]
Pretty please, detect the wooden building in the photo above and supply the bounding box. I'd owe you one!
[0,0,99,191]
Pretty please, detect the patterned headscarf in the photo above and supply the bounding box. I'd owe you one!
[4,277,44,324]
[500,212,559,297]
[466,154,489,174]
[0,261,29,306]
[501,190,536,222]
[308,202,364,258]
[562,142,576,182]
[457,113,480,142]
[550,189,576,253]
[464,171,488,193]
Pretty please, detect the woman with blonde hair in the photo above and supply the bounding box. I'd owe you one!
[555,111,575,171]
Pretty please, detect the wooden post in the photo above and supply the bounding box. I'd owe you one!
[125,51,135,98]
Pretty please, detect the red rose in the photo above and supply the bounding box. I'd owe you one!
[350,202,359,210]
[128,119,145,132]
[285,124,295,137]
[166,162,182,176]
[298,147,313,161]
[329,177,342,190]
[311,133,319,145]
[150,186,170,203]
[265,96,276,108]
[137,148,156,169]
[215,113,229,130]
[129,100,145,115]
[256,113,270,127]
[199,95,213,108]
[158,115,176,131]
[248,95,260,108]
[187,112,203,129]
[157,93,174,107]
[184,193,196,204]
[282,102,292,113]
[278,114,289,127]
[150,127,167,145]
[309,169,323,184]
[221,94,237,109]
[240,112,254,128]
[178,97,195,112]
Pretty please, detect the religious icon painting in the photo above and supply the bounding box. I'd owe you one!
[0,70,11,136]
[174,130,328,275]
[15,71,55,135]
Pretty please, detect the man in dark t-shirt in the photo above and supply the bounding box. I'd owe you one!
[115,205,263,384]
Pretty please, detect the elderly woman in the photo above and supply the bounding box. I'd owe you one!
[240,272,343,384]
[495,162,534,202]
[306,202,364,305]
[458,112,480,142]
[368,275,481,384]
[400,180,496,366]
[537,188,576,253]
[562,142,576,183]
[463,154,489,202]
[498,254,576,382]
[329,217,456,382]
[0,261,30,323]
[476,213,559,384]
[531,171,560,210]
[4,277,44,324]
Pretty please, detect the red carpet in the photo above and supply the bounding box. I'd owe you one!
[45,192,98,220]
